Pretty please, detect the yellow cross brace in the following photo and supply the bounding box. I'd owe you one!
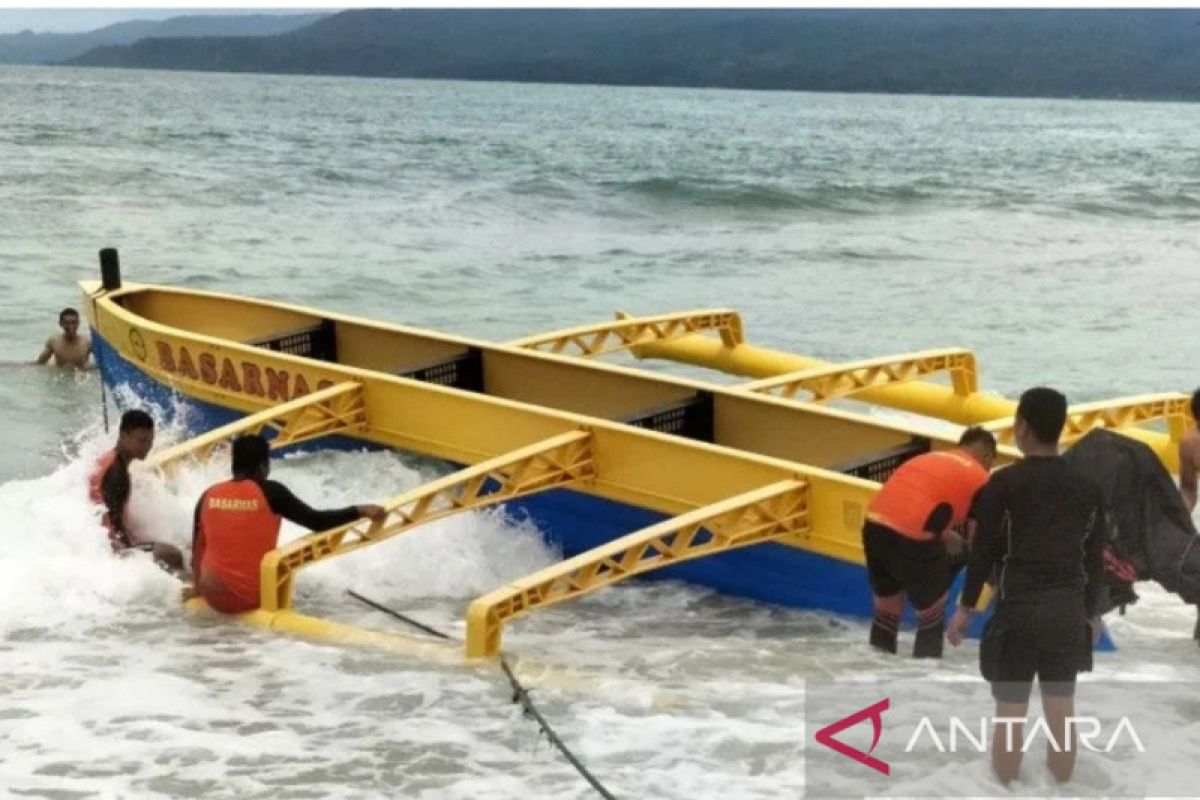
[983,393,1192,446]
[258,429,596,612]
[463,478,810,658]
[508,309,744,357]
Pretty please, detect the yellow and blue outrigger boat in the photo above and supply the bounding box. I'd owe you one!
[81,250,1191,659]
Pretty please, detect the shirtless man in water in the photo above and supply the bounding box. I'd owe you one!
[35,308,92,369]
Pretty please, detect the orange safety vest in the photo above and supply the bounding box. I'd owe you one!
[867,449,988,541]
[195,479,282,614]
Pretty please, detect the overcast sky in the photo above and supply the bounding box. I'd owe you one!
[0,9,323,34]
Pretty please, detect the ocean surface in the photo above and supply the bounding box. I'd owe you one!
[2,65,1200,799]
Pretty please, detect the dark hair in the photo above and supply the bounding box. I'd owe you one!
[119,409,154,434]
[958,426,996,451]
[1191,388,1200,422]
[231,434,270,477]
[1016,386,1068,445]
[59,307,79,322]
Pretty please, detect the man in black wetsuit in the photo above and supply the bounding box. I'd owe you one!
[946,386,1104,787]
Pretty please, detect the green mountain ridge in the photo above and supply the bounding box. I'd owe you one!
[52,9,1200,101]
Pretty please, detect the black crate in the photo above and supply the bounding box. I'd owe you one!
[253,319,338,362]
[397,348,484,392]
[621,391,714,442]
[832,437,932,483]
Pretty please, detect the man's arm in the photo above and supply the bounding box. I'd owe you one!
[34,338,53,365]
[963,487,986,550]
[946,480,1004,645]
[959,479,1004,609]
[921,502,965,557]
[1180,435,1198,512]
[261,480,365,532]
[99,459,132,548]
[190,492,206,581]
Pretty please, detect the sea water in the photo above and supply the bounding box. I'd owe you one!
[2,65,1200,798]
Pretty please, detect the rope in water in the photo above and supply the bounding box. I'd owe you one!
[346,590,618,800]
[88,291,110,434]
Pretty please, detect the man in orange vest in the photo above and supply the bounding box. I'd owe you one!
[863,426,996,658]
[191,433,387,614]
[89,409,185,572]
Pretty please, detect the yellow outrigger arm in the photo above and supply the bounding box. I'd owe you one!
[520,312,1192,473]
[150,381,368,473]
[258,430,597,613]
[464,478,810,657]
[736,348,979,402]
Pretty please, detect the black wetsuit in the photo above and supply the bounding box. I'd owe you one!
[961,456,1105,703]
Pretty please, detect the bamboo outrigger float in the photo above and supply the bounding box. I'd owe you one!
[81,250,1190,661]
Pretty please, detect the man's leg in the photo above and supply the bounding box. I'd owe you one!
[1037,618,1084,784]
[988,627,1036,786]
[863,523,903,654]
[901,541,953,659]
[912,594,948,658]
[871,593,903,653]
[1040,683,1078,783]
[991,698,1029,785]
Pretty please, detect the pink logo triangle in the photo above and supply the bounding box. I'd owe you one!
[814,698,890,776]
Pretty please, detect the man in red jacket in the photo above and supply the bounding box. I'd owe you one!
[191,434,386,614]
[863,426,996,658]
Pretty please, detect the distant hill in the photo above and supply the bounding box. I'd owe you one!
[0,13,327,65]
[60,9,1200,101]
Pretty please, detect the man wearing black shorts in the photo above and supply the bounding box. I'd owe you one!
[947,387,1104,787]
[863,427,996,658]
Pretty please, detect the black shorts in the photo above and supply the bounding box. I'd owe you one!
[981,597,1092,704]
[862,521,953,611]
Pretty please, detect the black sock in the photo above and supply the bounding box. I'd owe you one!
[914,603,945,658]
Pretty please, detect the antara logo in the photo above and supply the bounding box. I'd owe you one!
[814,698,890,776]
[814,698,1147,776]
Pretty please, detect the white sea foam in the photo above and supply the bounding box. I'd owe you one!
[6,412,1196,799]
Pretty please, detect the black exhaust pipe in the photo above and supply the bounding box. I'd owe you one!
[99,247,121,291]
